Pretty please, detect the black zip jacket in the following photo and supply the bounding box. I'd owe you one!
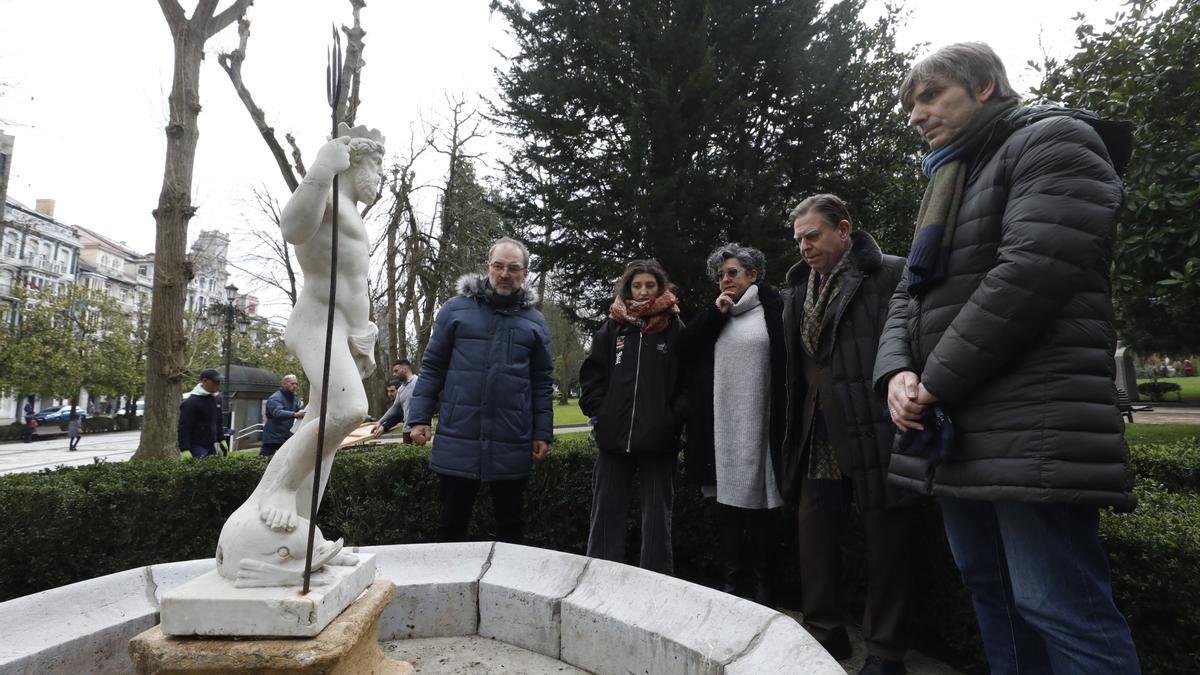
[178,391,222,451]
[579,316,685,454]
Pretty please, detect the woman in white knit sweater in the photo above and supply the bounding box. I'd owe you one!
[676,243,787,606]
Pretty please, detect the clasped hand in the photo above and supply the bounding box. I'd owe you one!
[886,370,938,432]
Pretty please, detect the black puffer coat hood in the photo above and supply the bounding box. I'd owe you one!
[872,106,1136,510]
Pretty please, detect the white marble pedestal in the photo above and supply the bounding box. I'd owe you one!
[160,554,376,637]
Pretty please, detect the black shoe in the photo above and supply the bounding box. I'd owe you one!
[817,627,852,661]
[859,655,906,675]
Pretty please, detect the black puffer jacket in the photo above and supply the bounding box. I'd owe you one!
[675,284,787,487]
[178,391,222,451]
[872,106,1136,510]
[781,231,908,509]
[579,316,684,454]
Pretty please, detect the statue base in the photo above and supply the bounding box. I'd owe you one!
[129,579,411,675]
[160,554,376,637]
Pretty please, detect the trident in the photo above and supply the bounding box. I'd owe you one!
[302,26,343,595]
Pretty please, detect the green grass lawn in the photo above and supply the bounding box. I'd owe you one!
[554,431,591,442]
[1135,376,1200,403]
[1124,423,1200,445]
[554,399,589,426]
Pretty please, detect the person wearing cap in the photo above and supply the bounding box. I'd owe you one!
[179,369,224,459]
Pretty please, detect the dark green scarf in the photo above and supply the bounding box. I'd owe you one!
[800,250,852,357]
[907,97,1018,297]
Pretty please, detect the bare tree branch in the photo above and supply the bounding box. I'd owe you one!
[339,0,367,126]
[208,0,255,38]
[285,133,307,179]
[230,185,299,307]
[217,16,300,192]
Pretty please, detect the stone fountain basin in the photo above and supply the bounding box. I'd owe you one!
[0,542,841,674]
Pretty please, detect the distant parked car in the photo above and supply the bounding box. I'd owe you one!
[33,406,88,423]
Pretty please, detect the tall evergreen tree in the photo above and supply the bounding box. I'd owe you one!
[1033,0,1200,354]
[491,0,920,319]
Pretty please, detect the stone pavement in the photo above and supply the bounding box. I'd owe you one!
[0,429,142,475]
[776,609,963,675]
[0,424,598,476]
[1130,405,1200,424]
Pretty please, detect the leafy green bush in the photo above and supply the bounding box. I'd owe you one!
[0,423,23,442]
[0,439,1195,673]
[1131,442,1200,494]
[1138,381,1183,402]
[1101,482,1200,672]
[81,416,117,433]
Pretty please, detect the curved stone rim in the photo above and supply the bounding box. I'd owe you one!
[0,542,840,674]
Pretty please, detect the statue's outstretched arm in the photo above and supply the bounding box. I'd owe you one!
[280,136,351,245]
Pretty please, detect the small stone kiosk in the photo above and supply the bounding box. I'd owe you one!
[129,122,405,674]
[220,364,282,450]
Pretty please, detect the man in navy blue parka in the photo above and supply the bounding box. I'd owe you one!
[408,237,554,544]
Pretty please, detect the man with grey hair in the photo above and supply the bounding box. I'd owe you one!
[875,42,1138,671]
[408,236,554,544]
[781,194,912,673]
[261,374,305,457]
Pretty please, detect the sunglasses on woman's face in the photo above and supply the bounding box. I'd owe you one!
[717,267,745,280]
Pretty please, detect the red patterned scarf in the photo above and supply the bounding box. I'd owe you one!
[609,290,679,334]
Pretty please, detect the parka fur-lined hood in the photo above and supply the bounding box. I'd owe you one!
[455,272,540,308]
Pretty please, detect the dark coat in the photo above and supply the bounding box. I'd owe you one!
[781,231,908,509]
[675,284,787,487]
[408,274,554,481]
[262,388,303,445]
[579,315,685,454]
[178,390,222,451]
[872,106,1136,509]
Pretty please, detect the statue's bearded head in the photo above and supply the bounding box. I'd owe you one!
[348,138,385,205]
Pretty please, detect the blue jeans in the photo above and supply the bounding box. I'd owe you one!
[190,445,217,458]
[939,497,1140,674]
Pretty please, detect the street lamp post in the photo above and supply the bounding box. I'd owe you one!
[209,283,250,452]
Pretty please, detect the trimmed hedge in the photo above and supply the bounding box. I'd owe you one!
[1138,381,1182,402]
[0,439,1196,673]
[1101,481,1200,673]
[1130,442,1200,494]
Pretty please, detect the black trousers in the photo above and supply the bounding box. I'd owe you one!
[717,503,774,595]
[586,450,676,574]
[797,478,916,661]
[437,474,527,545]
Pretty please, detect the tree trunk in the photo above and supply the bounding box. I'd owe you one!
[135,0,250,460]
[134,29,204,460]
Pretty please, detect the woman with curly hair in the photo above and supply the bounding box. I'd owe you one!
[676,243,786,605]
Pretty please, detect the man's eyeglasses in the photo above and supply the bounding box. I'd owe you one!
[717,267,745,280]
[489,262,526,275]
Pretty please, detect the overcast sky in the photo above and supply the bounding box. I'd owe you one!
[0,0,1129,318]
